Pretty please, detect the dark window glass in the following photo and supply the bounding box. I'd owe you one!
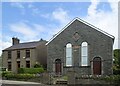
[8,51,11,59]
[17,51,20,58]
[8,62,11,71]
[26,50,30,58]
[26,61,30,68]
[17,61,20,68]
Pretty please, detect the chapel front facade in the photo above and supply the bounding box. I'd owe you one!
[46,18,114,75]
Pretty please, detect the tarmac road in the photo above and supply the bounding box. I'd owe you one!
[2,84,42,86]
[1,80,68,86]
[1,80,44,86]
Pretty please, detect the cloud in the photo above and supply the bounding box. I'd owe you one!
[83,0,118,49]
[27,3,41,16]
[11,2,24,8]
[10,2,25,15]
[40,14,50,18]
[88,0,100,16]
[52,8,70,25]
[9,21,45,41]
[0,40,11,55]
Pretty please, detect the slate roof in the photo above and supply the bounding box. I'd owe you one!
[3,40,47,51]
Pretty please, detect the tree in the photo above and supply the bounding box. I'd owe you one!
[113,49,120,74]
[114,49,120,68]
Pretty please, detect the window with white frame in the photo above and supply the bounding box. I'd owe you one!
[66,43,72,66]
[81,42,88,66]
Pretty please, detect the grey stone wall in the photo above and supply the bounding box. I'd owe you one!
[47,19,114,75]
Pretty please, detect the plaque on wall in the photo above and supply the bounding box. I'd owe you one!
[73,32,80,41]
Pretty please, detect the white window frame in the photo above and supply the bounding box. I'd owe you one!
[81,42,88,66]
[66,43,72,66]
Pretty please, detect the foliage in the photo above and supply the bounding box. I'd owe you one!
[18,68,44,74]
[103,75,120,84]
[2,71,13,77]
[62,76,68,80]
[114,49,120,68]
[2,71,39,80]
[113,49,120,75]
[34,64,42,68]
[113,66,120,75]
[5,73,36,80]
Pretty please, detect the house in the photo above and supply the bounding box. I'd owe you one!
[2,37,47,73]
[46,17,115,75]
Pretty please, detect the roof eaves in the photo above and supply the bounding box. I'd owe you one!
[3,47,36,51]
[76,17,115,39]
[46,18,77,45]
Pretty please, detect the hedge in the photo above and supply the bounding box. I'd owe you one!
[5,73,36,79]
[2,71,13,77]
[18,68,44,74]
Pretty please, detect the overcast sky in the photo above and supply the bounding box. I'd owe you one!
[1,0,119,55]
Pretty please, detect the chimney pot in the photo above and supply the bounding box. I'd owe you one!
[12,37,20,45]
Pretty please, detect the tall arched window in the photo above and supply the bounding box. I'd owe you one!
[66,43,72,66]
[81,42,88,66]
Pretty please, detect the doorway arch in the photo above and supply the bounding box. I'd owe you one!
[55,59,61,75]
[93,57,101,75]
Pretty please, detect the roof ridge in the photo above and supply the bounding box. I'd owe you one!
[19,41,40,44]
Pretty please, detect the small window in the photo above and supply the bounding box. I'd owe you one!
[26,61,30,68]
[26,50,30,58]
[8,51,11,59]
[8,62,11,71]
[17,51,20,58]
[66,43,72,66]
[81,42,88,66]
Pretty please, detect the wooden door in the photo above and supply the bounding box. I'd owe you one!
[93,57,101,75]
[55,59,61,75]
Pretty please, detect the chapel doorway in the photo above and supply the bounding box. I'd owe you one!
[93,57,101,75]
[55,59,61,75]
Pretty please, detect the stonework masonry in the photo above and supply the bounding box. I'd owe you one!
[47,18,114,75]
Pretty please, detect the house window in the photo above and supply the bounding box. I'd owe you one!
[8,51,11,59]
[26,50,30,58]
[17,61,20,68]
[17,51,20,58]
[8,62,11,71]
[26,61,30,68]
[81,42,88,66]
[66,43,72,66]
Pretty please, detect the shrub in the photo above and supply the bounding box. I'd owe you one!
[34,64,42,68]
[113,68,120,75]
[2,71,13,77]
[18,68,44,74]
[5,73,36,80]
[104,75,120,84]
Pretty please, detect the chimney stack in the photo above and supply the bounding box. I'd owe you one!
[12,37,20,45]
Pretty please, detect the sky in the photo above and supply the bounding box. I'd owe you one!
[1,0,119,55]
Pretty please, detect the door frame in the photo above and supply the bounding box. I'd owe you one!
[91,56,103,75]
[55,59,62,75]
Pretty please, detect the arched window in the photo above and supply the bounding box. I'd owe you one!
[66,43,72,66]
[81,42,88,66]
